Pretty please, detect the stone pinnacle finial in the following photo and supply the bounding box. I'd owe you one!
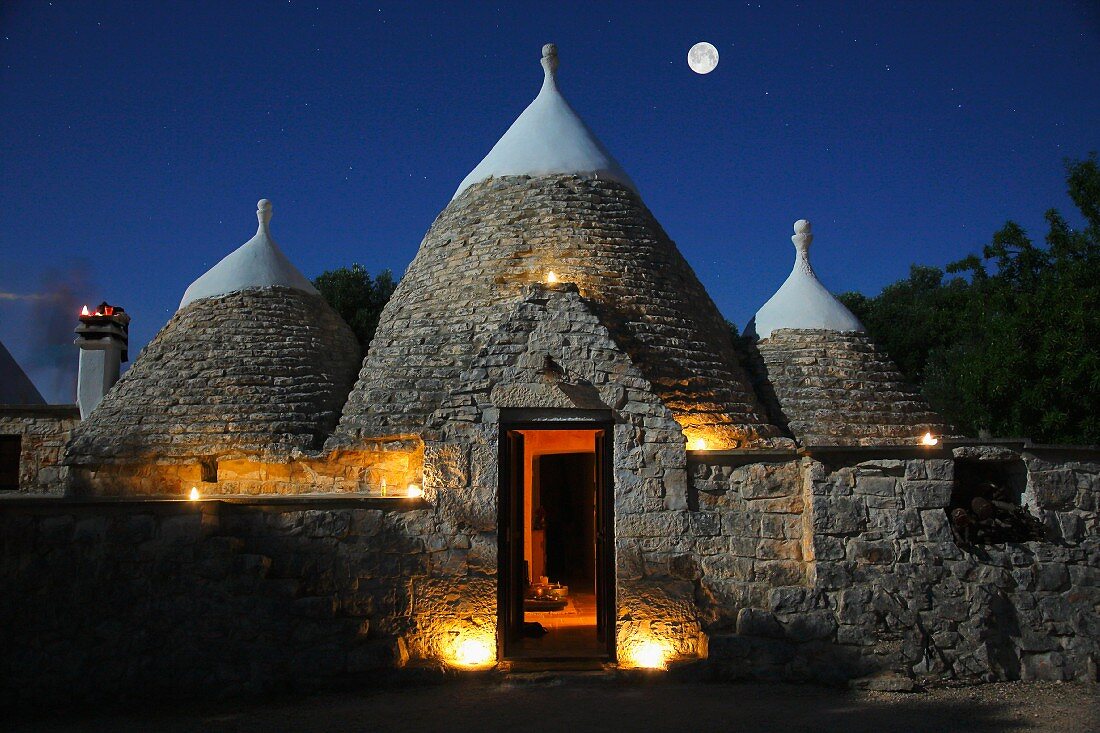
[792,219,813,269]
[257,199,273,231]
[541,43,559,79]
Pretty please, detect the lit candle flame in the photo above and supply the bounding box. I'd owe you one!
[407,483,423,499]
[690,437,707,451]
[189,487,200,501]
[81,305,90,316]
[921,432,939,446]
[545,271,559,284]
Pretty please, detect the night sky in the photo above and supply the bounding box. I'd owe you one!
[2,1,1097,403]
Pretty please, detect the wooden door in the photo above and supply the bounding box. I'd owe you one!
[498,430,526,656]
[594,428,616,659]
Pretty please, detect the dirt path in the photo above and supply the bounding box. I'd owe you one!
[19,680,1100,733]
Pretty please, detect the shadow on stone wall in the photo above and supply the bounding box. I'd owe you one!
[0,500,455,709]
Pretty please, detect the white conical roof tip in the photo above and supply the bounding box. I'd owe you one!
[541,43,558,75]
[178,198,318,309]
[451,43,636,200]
[747,219,865,339]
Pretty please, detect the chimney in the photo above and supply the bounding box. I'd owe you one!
[74,302,130,419]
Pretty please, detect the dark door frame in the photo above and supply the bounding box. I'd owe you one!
[497,411,616,662]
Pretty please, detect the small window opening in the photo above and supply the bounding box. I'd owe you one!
[0,435,21,491]
[200,458,218,484]
[949,458,1043,544]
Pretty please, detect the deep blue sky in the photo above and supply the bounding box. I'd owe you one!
[2,1,1098,403]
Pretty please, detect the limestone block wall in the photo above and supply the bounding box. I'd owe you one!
[700,448,1100,685]
[0,406,80,494]
[688,456,810,631]
[0,498,465,706]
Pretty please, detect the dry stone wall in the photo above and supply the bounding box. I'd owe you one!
[688,456,810,631]
[749,329,947,446]
[1,446,1096,704]
[697,449,1100,685]
[0,406,79,495]
[335,175,781,448]
[0,499,449,707]
[65,287,360,493]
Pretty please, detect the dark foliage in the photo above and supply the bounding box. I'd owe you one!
[312,264,397,356]
[839,154,1100,444]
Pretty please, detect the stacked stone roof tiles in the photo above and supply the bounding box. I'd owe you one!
[66,286,360,463]
[333,174,781,446]
[752,328,948,445]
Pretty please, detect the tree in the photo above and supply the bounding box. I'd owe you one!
[312,264,397,356]
[839,154,1100,444]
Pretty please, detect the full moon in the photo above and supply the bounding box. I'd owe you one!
[687,42,719,74]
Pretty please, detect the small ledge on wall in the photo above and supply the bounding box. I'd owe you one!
[799,444,952,461]
[686,448,800,468]
[0,493,430,511]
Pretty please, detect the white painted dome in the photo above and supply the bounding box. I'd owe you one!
[179,199,319,309]
[451,43,636,200]
[748,220,865,339]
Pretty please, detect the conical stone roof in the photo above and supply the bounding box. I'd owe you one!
[452,44,636,200]
[747,220,864,339]
[179,199,319,308]
[333,45,780,448]
[747,221,947,445]
[66,201,360,465]
[0,340,45,405]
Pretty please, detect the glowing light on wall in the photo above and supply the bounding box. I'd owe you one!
[451,637,494,668]
[625,639,669,670]
[188,487,200,501]
[921,432,939,446]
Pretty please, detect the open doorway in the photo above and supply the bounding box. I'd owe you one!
[499,424,614,661]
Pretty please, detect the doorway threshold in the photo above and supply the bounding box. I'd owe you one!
[502,658,615,673]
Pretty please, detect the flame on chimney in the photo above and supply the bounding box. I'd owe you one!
[74,302,131,419]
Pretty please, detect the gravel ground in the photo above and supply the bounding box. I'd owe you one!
[17,679,1099,733]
